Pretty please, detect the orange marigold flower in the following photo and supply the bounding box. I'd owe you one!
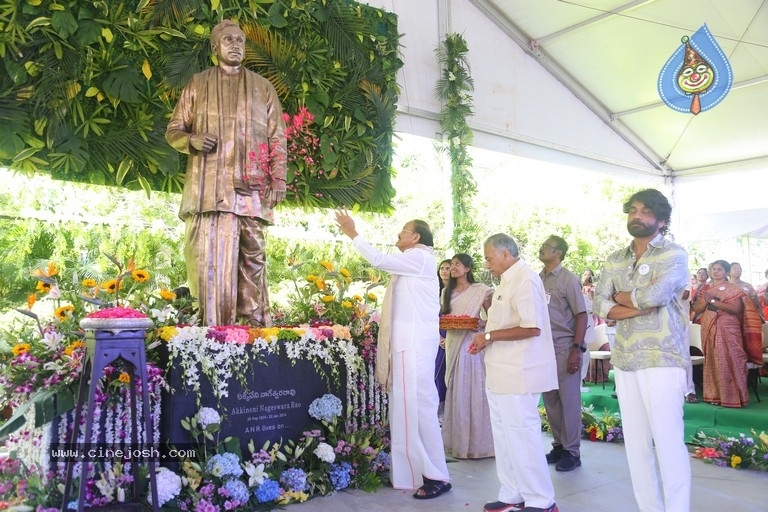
[159,288,176,301]
[118,372,131,384]
[81,278,97,287]
[11,343,30,357]
[54,305,75,322]
[131,269,150,282]
[319,260,334,272]
[27,293,37,309]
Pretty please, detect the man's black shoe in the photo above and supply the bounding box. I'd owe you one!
[545,445,564,464]
[555,452,581,472]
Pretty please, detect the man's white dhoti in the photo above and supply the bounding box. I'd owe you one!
[389,337,449,489]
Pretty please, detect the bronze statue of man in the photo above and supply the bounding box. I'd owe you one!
[166,19,287,326]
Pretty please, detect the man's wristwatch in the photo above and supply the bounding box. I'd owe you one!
[572,343,586,353]
[485,332,492,344]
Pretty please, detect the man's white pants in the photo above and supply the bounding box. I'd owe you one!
[486,391,555,509]
[389,339,450,489]
[615,367,690,512]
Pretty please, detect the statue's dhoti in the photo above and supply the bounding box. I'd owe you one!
[185,212,270,326]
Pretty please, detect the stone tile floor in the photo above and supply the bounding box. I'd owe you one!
[293,433,768,512]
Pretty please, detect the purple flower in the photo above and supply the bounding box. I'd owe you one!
[328,462,352,490]
[280,467,308,492]
[194,498,217,512]
[223,479,249,503]
[252,449,272,465]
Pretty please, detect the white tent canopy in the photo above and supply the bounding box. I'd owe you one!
[365,0,661,179]
[674,167,768,242]
[362,0,768,242]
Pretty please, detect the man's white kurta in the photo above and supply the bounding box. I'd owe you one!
[353,236,449,489]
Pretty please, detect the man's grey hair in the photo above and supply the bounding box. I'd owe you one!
[485,233,519,257]
[211,19,242,47]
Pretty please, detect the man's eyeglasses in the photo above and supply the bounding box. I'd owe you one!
[541,243,558,251]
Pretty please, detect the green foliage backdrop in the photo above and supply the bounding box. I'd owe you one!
[0,0,401,211]
[435,33,478,253]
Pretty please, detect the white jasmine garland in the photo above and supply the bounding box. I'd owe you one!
[346,370,354,431]
[167,326,362,406]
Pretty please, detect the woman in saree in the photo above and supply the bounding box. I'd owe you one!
[435,259,451,418]
[690,267,709,323]
[692,260,763,408]
[440,253,494,458]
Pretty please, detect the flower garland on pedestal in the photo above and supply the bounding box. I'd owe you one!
[164,324,365,406]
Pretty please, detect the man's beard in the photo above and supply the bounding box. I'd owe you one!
[627,221,658,238]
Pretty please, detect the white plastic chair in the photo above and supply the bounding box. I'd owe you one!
[689,323,704,366]
[762,323,768,364]
[588,323,611,389]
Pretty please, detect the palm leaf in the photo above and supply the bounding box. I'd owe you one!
[320,3,368,64]
[143,0,206,27]
[241,22,299,100]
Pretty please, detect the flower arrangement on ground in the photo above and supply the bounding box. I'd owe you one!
[539,404,623,443]
[691,430,768,470]
[166,395,390,510]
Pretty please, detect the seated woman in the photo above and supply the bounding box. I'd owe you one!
[691,260,763,408]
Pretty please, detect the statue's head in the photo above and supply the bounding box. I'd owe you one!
[210,20,245,67]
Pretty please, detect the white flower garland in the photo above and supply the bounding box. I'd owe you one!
[166,326,363,407]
